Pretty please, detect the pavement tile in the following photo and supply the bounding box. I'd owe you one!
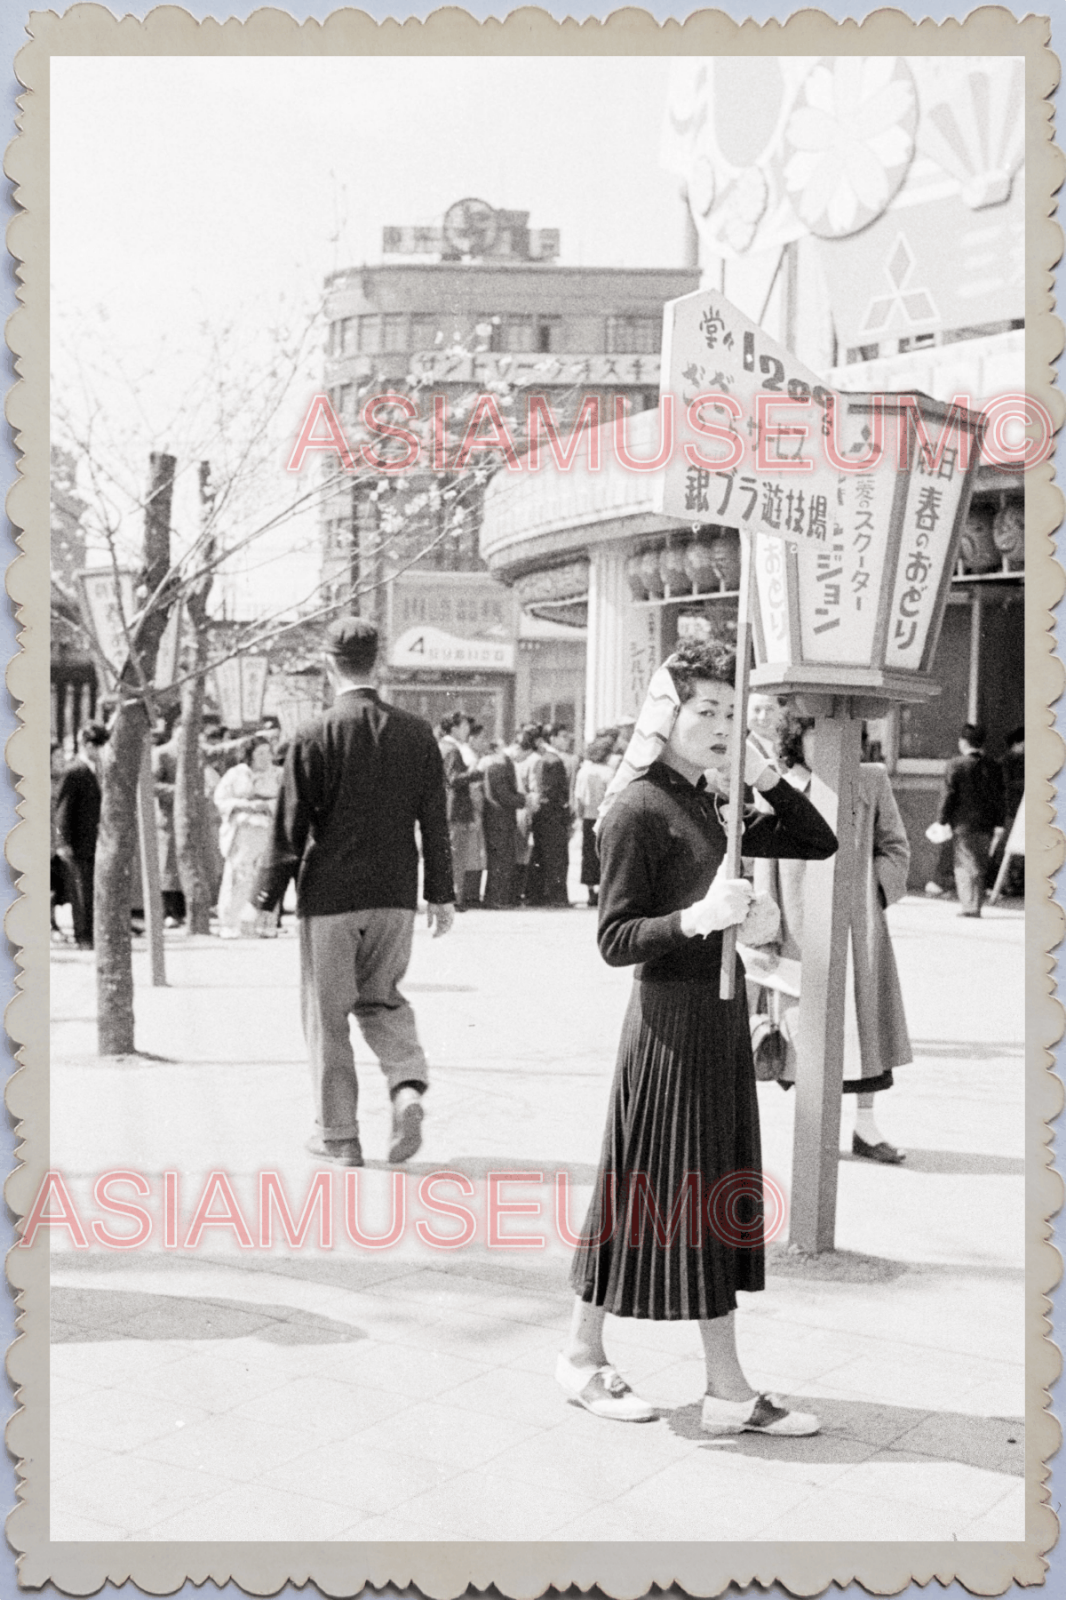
[386,1309,561,1365]
[48,1436,120,1483]
[351,1400,546,1469]
[550,1501,651,1541]
[955,1482,1025,1541]
[50,1385,214,1452]
[338,1510,444,1541]
[137,1481,360,1542]
[831,1452,1021,1518]
[952,1378,1025,1419]
[433,1365,571,1430]
[605,1454,815,1542]
[48,1509,136,1542]
[395,1465,599,1541]
[486,1415,689,1502]
[49,1340,194,1388]
[753,1484,973,1542]
[315,1337,486,1399]
[230,1375,415,1441]
[134,1409,310,1482]
[257,1439,460,1515]
[52,1452,231,1533]
[667,1429,882,1490]
[817,1352,1012,1412]
[121,1346,300,1413]
[47,1371,100,1407]
[888,1412,1024,1476]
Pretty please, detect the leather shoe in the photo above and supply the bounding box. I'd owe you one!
[852,1131,905,1164]
[388,1087,424,1163]
[305,1134,363,1167]
[555,1355,656,1422]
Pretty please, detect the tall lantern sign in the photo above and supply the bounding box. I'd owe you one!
[656,287,985,1254]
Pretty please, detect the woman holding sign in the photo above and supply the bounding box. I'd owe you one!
[557,641,836,1436]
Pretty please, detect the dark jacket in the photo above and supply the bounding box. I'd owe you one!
[482,751,525,823]
[252,688,453,916]
[441,739,480,827]
[530,748,571,816]
[938,751,1006,834]
[54,760,102,862]
[597,763,837,982]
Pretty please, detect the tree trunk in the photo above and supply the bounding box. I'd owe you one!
[174,627,211,934]
[173,461,217,937]
[94,452,176,1055]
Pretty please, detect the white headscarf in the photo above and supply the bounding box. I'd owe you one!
[595,663,681,835]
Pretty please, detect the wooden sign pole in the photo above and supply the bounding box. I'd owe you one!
[720,529,756,1001]
[788,703,861,1253]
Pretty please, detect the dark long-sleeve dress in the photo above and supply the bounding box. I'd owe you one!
[570,761,837,1322]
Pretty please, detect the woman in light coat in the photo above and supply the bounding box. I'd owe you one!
[213,737,283,937]
[752,713,912,1163]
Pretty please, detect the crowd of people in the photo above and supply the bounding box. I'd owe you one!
[434,711,632,913]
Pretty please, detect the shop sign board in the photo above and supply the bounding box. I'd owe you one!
[389,572,518,674]
[656,287,842,552]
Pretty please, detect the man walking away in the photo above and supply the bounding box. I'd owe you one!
[54,722,109,950]
[252,618,455,1166]
[937,722,1006,918]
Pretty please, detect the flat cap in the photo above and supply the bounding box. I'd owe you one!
[325,615,379,663]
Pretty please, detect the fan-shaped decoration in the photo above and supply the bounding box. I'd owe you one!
[784,57,918,239]
[640,550,665,598]
[915,59,1024,210]
[683,537,717,594]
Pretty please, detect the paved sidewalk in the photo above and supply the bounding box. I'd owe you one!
[46,893,1026,1541]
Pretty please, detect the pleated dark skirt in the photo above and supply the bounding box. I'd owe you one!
[570,975,765,1320]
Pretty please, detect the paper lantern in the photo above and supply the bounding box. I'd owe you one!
[683,536,718,593]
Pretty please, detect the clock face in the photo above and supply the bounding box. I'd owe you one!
[443,198,498,257]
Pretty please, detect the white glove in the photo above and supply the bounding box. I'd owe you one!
[680,862,754,938]
[744,737,775,788]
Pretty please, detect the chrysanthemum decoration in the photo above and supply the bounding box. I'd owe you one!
[783,57,918,239]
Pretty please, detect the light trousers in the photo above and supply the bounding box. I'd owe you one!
[299,908,428,1140]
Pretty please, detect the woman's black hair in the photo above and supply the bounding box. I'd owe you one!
[586,732,616,765]
[663,640,737,702]
[776,710,815,770]
[515,723,543,753]
[241,734,274,764]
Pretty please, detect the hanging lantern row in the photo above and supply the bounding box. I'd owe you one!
[958,496,1024,575]
[626,526,742,602]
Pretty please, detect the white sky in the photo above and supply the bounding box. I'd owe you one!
[50,56,687,614]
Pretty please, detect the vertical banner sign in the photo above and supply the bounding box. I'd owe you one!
[753,535,791,665]
[655,288,843,556]
[885,420,973,670]
[78,568,136,680]
[239,656,269,725]
[211,657,243,728]
[622,605,662,719]
[797,397,898,666]
[212,654,269,729]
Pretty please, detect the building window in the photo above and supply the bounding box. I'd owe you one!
[333,318,358,357]
[536,317,561,354]
[488,315,537,353]
[358,315,382,354]
[382,314,407,352]
[410,313,437,349]
[605,315,660,354]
